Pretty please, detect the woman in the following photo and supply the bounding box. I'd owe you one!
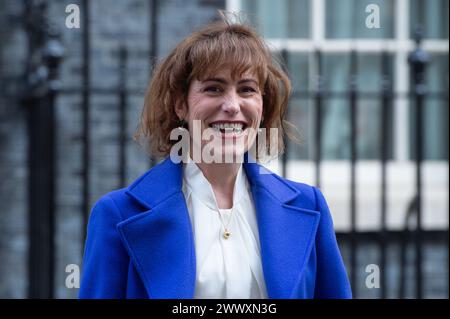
[79,16,352,299]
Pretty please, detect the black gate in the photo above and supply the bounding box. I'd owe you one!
[19,0,449,299]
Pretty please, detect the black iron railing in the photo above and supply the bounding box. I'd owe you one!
[19,0,448,299]
[21,0,64,299]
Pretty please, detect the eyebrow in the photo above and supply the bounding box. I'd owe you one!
[202,77,259,85]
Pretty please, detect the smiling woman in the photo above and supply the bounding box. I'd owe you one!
[78,11,352,299]
[138,14,292,162]
[178,69,263,163]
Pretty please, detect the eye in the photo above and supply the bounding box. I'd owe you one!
[203,86,222,93]
[240,86,257,94]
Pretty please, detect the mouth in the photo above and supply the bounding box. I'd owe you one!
[208,121,248,136]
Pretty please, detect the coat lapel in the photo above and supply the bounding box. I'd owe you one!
[117,154,320,299]
[244,160,320,298]
[117,157,196,298]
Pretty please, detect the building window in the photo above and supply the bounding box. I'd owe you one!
[241,0,310,38]
[409,54,449,160]
[228,0,448,161]
[410,0,449,39]
[325,0,395,39]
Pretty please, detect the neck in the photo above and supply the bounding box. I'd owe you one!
[197,161,240,188]
[190,156,241,209]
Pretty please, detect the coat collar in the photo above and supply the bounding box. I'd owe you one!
[117,153,320,298]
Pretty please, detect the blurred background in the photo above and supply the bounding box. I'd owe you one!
[0,0,448,298]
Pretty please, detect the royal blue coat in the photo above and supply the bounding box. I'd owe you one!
[79,154,352,299]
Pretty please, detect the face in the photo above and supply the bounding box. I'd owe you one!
[176,69,263,163]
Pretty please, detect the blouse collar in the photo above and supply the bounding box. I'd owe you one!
[182,156,248,211]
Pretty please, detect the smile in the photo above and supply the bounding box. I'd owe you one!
[208,121,247,135]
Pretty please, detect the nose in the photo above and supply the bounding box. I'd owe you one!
[221,90,240,115]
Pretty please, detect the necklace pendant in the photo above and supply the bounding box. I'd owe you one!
[223,230,231,239]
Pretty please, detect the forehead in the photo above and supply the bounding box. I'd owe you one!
[197,68,258,82]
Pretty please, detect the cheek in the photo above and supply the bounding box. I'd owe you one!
[257,103,263,116]
[189,104,213,122]
[186,93,207,119]
[249,99,263,118]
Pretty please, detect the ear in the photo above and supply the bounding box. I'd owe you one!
[174,99,187,120]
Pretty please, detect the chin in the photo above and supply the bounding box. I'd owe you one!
[219,147,246,163]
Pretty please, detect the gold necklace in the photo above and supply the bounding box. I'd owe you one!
[217,207,233,239]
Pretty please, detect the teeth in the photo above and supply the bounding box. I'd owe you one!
[210,123,244,134]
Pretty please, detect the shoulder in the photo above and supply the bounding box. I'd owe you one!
[258,167,322,210]
[278,177,335,227]
[92,190,150,225]
[285,179,326,212]
[89,158,175,223]
[89,178,151,225]
[88,190,128,226]
[284,179,319,201]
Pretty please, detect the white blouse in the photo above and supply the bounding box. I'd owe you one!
[181,158,268,299]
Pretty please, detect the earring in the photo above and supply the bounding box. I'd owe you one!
[178,119,188,129]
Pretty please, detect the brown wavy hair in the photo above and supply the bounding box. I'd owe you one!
[135,12,298,161]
